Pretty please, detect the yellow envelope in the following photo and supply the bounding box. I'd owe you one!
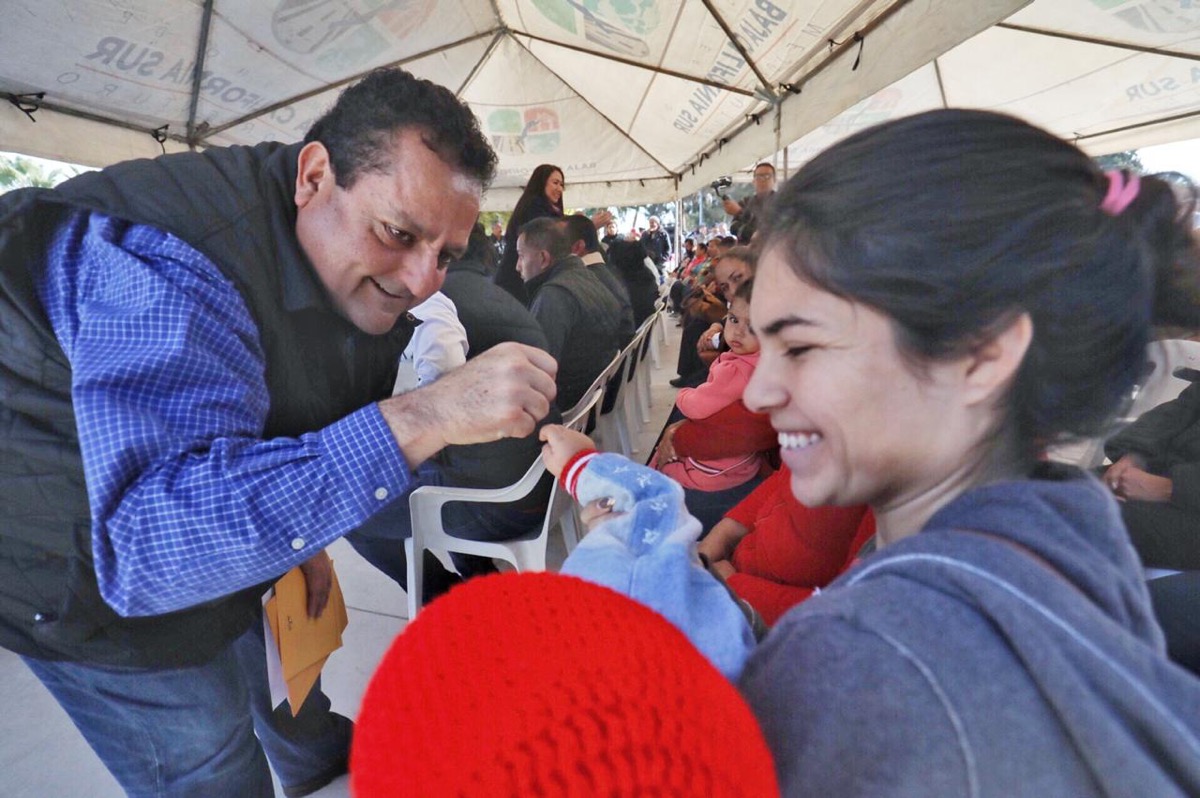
[268,561,349,715]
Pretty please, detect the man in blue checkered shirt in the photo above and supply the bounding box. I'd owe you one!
[0,68,557,796]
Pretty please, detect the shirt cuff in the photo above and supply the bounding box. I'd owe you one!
[320,404,414,526]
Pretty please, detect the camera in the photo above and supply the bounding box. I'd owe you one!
[710,176,733,198]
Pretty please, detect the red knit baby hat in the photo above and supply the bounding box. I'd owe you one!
[351,571,779,797]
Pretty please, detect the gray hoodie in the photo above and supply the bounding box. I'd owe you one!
[739,466,1200,796]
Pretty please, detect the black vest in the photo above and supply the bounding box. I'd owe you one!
[0,143,411,666]
[526,257,621,411]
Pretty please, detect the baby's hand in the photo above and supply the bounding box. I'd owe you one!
[580,496,619,532]
[539,425,596,478]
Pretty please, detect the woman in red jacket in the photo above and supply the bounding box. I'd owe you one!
[698,467,875,626]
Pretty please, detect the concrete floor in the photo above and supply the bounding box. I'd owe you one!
[0,316,683,798]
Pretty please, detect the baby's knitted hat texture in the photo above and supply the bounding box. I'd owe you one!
[351,571,778,796]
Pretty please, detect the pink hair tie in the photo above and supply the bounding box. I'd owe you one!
[1101,170,1141,216]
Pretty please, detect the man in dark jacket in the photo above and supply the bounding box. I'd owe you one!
[722,162,776,243]
[642,215,671,277]
[1104,378,1200,568]
[0,68,556,796]
[517,217,622,411]
[562,213,634,347]
[487,219,506,266]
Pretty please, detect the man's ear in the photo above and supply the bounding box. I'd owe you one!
[294,141,333,209]
[569,240,586,257]
[962,312,1033,406]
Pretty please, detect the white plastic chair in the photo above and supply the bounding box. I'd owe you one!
[1046,340,1200,469]
[1125,339,1200,420]
[650,296,668,365]
[404,385,604,619]
[581,348,628,453]
[594,334,646,457]
[632,310,662,424]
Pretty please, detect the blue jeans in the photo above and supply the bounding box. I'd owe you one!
[22,620,350,797]
[234,617,353,790]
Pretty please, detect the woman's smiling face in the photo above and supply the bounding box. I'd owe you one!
[743,245,974,515]
[544,170,565,205]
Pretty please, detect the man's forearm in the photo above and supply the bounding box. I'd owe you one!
[378,391,449,467]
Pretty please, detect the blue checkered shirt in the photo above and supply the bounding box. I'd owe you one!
[38,211,414,617]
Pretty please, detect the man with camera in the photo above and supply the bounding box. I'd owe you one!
[720,162,776,243]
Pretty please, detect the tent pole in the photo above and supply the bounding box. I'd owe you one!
[185,0,215,147]
[674,186,682,273]
[774,102,783,173]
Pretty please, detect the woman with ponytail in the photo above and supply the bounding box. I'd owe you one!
[735,109,1200,796]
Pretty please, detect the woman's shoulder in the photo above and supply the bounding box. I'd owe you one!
[509,194,561,228]
[739,599,976,795]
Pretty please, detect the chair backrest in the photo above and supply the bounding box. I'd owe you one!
[563,384,605,430]
[1127,339,1200,420]
[625,313,658,384]
[561,348,624,432]
[606,320,650,396]
[1048,339,1200,469]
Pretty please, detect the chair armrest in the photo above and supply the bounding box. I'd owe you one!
[408,456,547,512]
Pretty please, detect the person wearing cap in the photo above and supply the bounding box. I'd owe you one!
[351,570,780,797]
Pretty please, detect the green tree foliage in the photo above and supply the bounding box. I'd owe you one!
[678,189,729,236]
[478,210,510,230]
[0,153,82,192]
[1094,150,1144,174]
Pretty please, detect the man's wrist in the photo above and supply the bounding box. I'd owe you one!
[378,392,447,468]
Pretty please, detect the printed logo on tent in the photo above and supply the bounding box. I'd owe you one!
[486,107,561,155]
[670,1,792,135]
[272,0,435,70]
[532,0,661,58]
[1094,0,1200,32]
[1088,2,1200,105]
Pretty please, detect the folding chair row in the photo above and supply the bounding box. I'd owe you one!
[593,310,661,457]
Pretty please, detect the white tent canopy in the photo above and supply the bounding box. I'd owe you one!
[0,0,1026,209]
[777,0,1200,181]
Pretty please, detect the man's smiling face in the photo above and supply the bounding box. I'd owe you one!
[294,128,481,335]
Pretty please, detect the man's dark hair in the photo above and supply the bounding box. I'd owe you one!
[521,216,572,261]
[561,214,600,253]
[304,67,496,190]
[461,221,497,273]
[754,162,776,175]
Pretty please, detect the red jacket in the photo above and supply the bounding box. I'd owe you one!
[673,400,778,461]
[724,466,875,626]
